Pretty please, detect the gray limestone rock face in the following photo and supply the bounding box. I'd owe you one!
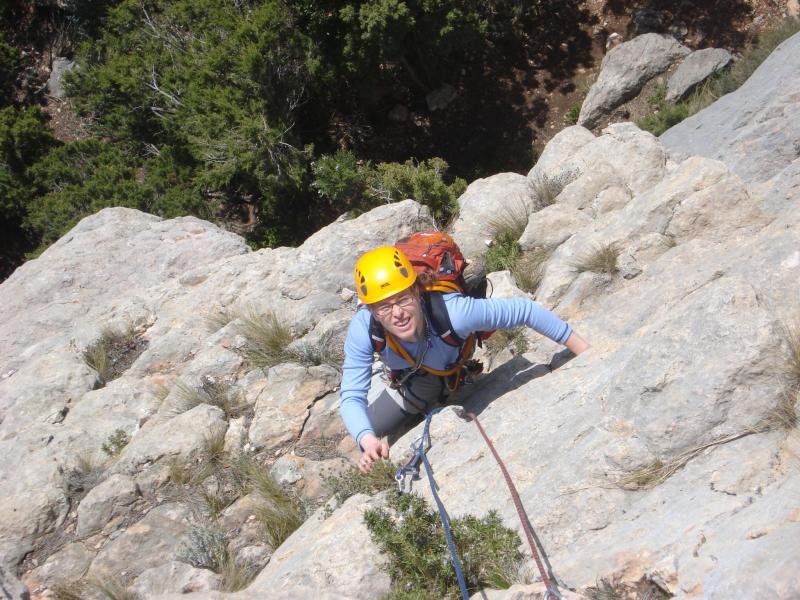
[76,474,141,537]
[450,173,537,259]
[579,33,690,128]
[23,542,93,590]
[665,47,733,102]
[47,57,76,98]
[112,404,228,474]
[0,563,29,600]
[88,503,192,580]
[248,364,339,453]
[661,31,800,183]
[519,205,591,251]
[130,561,221,596]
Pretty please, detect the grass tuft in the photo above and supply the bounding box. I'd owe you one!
[290,330,345,369]
[512,248,551,294]
[170,378,248,419]
[63,451,105,502]
[179,526,257,591]
[572,243,620,275]
[238,310,296,368]
[485,232,522,274]
[90,575,139,600]
[364,492,524,598]
[566,102,581,124]
[83,325,146,386]
[531,170,578,208]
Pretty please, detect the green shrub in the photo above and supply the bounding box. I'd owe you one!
[368,157,466,224]
[364,492,524,598]
[101,428,130,457]
[565,102,581,124]
[485,232,521,273]
[0,33,20,103]
[324,461,397,507]
[311,149,369,210]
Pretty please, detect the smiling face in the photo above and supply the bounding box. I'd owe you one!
[369,287,424,342]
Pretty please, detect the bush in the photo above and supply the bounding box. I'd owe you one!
[101,429,130,457]
[0,33,20,103]
[311,149,369,211]
[364,492,524,598]
[368,158,466,224]
[485,232,521,273]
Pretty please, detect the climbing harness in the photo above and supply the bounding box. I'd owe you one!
[454,408,563,600]
[399,407,563,600]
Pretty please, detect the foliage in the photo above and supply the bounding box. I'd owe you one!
[324,461,397,507]
[364,492,524,598]
[101,428,130,457]
[485,232,521,273]
[90,575,140,600]
[0,32,20,102]
[572,243,620,275]
[180,525,229,571]
[368,157,466,224]
[170,378,248,419]
[290,330,345,369]
[565,102,581,124]
[312,151,465,223]
[637,83,689,137]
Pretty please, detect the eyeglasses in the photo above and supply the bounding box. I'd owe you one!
[372,293,417,318]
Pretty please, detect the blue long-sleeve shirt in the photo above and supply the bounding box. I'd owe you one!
[339,294,573,445]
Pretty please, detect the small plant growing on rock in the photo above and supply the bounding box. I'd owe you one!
[512,248,551,294]
[238,310,296,368]
[485,232,522,274]
[323,461,397,508]
[566,102,581,124]
[531,170,577,208]
[101,428,130,457]
[485,327,528,357]
[364,492,524,598]
[572,243,620,275]
[170,377,247,419]
[181,525,229,571]
[90,574,139,600]
[290,330,345,369]
[82,325,147,386]
[62,451,105,503]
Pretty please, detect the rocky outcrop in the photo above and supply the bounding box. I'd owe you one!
[578,33,690,129]
[665,47,733,102]
[661,30,800,184]
[4,31,800,600]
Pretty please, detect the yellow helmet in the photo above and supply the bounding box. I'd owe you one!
[354,246,417,304]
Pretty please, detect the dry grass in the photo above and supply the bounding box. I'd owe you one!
[63,450,105,502]
[238,310,296,368]
[291,330,345,369]
[585,575,670,600]
[82,324,146,385]
[486,201,531,241]
[90,575,139,600]
[205,307,234,333]
[169,378,248,419]
[612,431,755,490]
[484,327,528,357]
[572,243,620,275]
[167,456,193,485]
[782,316,800,393]
[218,554,259,592]
[531,170,578,208]
[512,248,551,294]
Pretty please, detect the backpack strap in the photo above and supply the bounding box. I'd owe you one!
[422,291,463,348]
[368,313,386,353]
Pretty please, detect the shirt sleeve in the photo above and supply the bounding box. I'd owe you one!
[339,309,377,447]
[445,295,572,344]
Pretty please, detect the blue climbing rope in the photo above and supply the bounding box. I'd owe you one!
[416,407,470,600]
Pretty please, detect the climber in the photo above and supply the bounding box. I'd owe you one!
[340,243,590,473]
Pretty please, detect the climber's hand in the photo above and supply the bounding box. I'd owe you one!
[359,433,389,473]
